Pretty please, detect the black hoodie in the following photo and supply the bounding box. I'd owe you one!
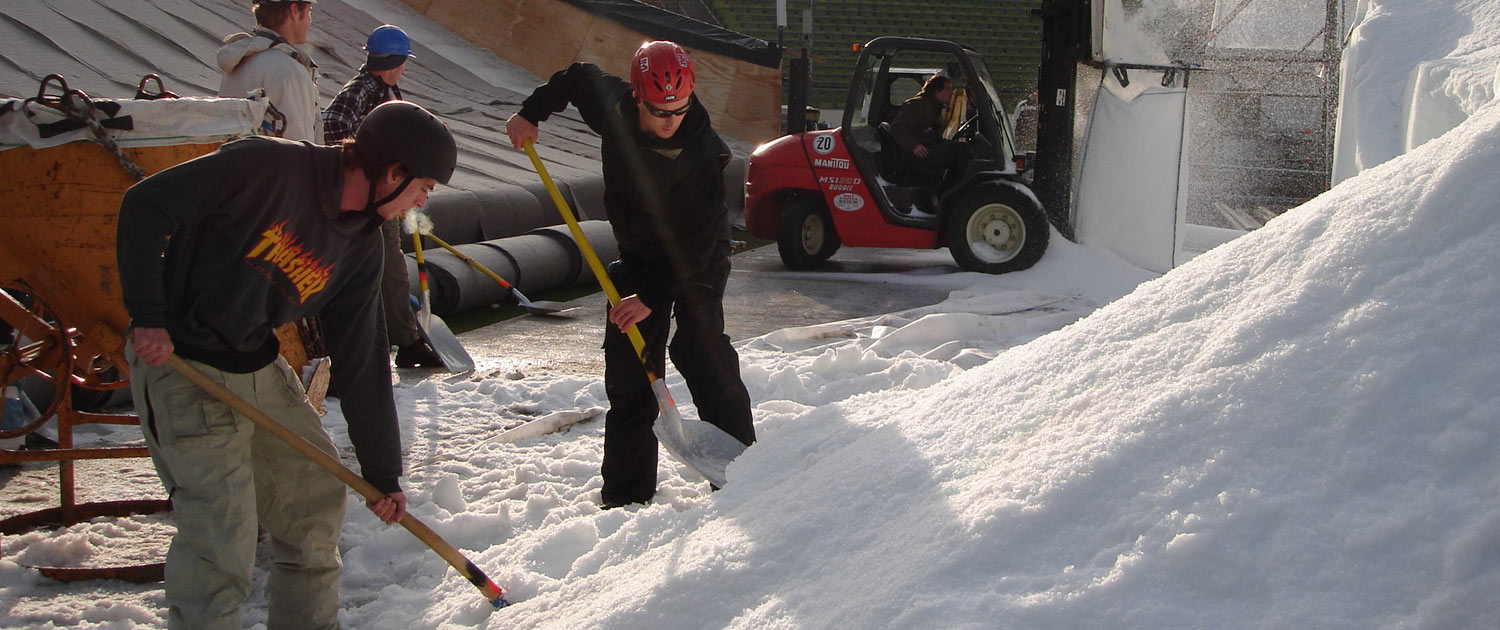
[117,136,403,493]
[518,62,733,307]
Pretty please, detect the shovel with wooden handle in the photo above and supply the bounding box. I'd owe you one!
[159,354,508,607]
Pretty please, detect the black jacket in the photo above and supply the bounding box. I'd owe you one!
[117,137,403,493]
[518,63,733,306]
[890,91,946,155]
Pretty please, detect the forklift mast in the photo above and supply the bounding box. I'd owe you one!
[1032,0,1092,240]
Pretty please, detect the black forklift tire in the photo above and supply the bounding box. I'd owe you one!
[945,184,1049,274]
[776,199,841,270]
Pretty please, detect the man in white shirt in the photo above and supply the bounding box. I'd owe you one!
[218,0,322,142]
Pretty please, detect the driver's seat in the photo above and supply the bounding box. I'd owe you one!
[876,122,942,187]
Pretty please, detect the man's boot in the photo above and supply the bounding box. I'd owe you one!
[394,339,444,368]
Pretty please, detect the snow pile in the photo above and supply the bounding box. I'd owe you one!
[468,102,1500,630]
[1335,0,1500,181]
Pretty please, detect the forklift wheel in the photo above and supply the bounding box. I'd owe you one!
[946,185,1049,274]
[777,199,841,270]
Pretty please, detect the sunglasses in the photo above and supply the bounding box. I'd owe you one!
[642,100,691,118]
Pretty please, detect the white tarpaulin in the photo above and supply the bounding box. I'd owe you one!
[1074,68,1191,273]
[0,95,265,152]
[1091,0,1339,64]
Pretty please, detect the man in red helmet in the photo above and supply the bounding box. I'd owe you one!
[505,41,755,508]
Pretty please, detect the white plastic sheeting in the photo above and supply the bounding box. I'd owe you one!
[1091,0,1171,64]
[1074,68,1193,273]
[0,95,264,151]
[1091,0,1339,65]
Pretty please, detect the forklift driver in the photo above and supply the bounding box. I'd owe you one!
[888,73,971,188]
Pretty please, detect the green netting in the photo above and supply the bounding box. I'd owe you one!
[715,0,1043,109]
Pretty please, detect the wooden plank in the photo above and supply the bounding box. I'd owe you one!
[576,14,649,79]
[400,0,781,143]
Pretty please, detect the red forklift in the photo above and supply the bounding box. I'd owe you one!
[744,36,1049,274]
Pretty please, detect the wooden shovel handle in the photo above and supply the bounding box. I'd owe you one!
[162,354,507,607]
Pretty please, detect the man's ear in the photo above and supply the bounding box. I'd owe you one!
[382,163,407,186]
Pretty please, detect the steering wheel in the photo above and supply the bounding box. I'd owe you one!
[954,113,995,159]
[953,113,979,140]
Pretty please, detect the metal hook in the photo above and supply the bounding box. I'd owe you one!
[60,89,96,123]
[135,74,178,100]
[139,74,163,97]
[35,74,70,105]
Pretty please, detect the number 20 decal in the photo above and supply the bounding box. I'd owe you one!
[812,134,835,155]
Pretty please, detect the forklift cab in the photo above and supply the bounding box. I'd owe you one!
[841,37,1025,221]
[743,36,1049,275]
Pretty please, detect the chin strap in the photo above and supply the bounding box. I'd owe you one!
[364,172,414,223]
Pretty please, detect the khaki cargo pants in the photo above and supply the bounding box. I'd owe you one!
[129,351,346,630]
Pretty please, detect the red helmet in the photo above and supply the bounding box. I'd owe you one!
[631,41,695,104]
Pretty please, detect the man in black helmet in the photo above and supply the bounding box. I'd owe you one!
[117,100,454,630]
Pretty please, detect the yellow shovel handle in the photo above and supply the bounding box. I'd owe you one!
[423,233,510,289]
[522,140,649,360]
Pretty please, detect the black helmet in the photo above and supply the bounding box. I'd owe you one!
[354,100,456,185]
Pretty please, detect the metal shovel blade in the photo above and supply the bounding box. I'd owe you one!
[511,290,576,317]
[416,306,475,374]
[648,380,746,488]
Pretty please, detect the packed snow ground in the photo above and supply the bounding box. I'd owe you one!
[6,0,1500,627]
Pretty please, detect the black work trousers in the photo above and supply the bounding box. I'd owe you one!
[913,139,972,186]
[600,263,755,505]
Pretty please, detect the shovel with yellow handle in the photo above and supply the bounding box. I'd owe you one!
[521,140,747,487]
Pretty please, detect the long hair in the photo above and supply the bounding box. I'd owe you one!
[917,74,950,99]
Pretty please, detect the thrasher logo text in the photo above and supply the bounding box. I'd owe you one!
[245,220,333,304]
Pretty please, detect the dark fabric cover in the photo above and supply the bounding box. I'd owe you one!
[556,0,781,68]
